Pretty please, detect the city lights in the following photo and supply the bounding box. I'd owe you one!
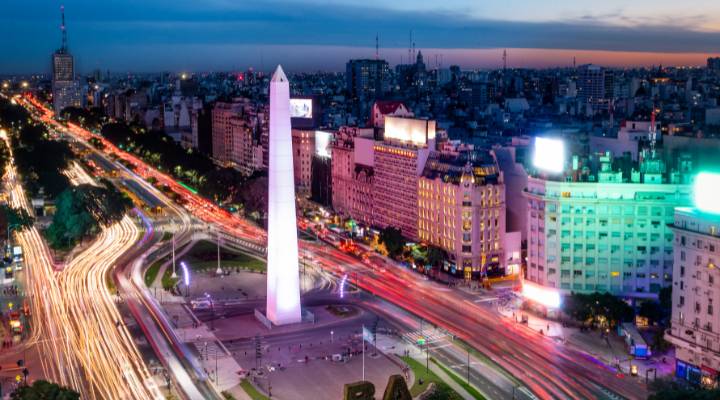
[532,137,565,173]
[693,172,720,214]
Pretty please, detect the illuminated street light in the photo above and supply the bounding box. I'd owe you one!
[20,81,28,89]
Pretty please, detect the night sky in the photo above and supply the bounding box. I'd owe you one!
[3,0,720,74]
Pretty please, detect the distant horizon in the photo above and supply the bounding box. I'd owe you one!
[4,1,720,76]
[4,47,719,77]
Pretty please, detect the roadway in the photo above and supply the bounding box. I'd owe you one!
[20,94,647,399]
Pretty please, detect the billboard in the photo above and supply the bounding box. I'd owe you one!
[384,116,436,146]
[314,130,332,158]
[290,98,313,119]
[532,137,565,173]
[694,172,720,214]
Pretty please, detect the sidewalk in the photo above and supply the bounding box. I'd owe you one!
[496,297,673,383]
[163,299,246,394]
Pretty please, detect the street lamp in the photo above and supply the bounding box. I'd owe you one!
[170,228,177,279]
[215,230,223,276]
[330,330,334,344]
[205,292,215,331]
[181,261,190,297]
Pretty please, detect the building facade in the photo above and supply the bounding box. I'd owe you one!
[525,154,692,297]
[291,129,315,193]
[373,117,435,240]
[667,207,720,387]
[418,151,506,279]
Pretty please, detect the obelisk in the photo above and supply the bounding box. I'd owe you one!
[266,65,302,325]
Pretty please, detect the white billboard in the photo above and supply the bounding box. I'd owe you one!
[314,130,332,158]
[384,116,436,146]
[532,137,565,173]
[290,98,313,119]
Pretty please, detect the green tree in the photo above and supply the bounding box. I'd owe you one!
[648,378,720,400]
[426,246,446,267]
[380,227,405,258]
[45,182,132,249]
[10,380,80,400]
[563,292,634,328]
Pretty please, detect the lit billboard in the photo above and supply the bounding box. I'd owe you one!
[694,172,720,214]
[384,116,436,146]
[290,98,313,119]
[532,137,565,173]
[315,130,332,158]
[522,281,561,309]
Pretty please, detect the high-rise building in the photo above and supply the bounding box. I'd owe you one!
[525,150,693,297]
[418,150,506,279]
[346,59,389,101]
[666,206,720,387]
[212,101,244,165]
[51,6,82,115]
[266,65,301,326]
[577,64,612,115]
[373,116,435,240]
[707,57,720,71]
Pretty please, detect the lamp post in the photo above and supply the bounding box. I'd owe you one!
[216,230,223,276]
[205,292,215,331]
[170,228,177,279]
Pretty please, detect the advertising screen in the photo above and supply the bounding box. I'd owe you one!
[532,137,565,173]
[314,131,332,158]
[290,98,313,119]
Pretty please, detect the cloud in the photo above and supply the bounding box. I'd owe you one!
[2,0,720,72]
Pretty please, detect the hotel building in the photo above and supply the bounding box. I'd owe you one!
[418,150,506,279]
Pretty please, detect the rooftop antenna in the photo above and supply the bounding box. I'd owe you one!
[60,5,68,53]
[412,42,416,62]
[408,30,413,65]
[573,56,576,69]
[375,33,379,60]
[502,49,507,71]
[649,106,658,158]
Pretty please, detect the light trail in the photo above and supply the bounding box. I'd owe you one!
[18,94,649,399]
[3,133,161,398]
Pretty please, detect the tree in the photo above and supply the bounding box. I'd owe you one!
[45,182,132,249]
[10,380,80,400]
[563,292,634,328]
[426,246,446,268]
[379,227,405,258]
[648,378,720,400]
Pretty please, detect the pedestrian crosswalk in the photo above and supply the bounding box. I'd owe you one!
[402,328,448,345]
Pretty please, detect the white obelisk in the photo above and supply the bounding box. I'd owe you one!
[266,65,302,325]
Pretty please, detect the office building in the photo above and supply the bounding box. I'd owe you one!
[51,6,82,114]
[525,150,693,297]
[373,116,435,240]
[346,59,389,101]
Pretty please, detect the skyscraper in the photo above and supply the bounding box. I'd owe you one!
[51,6,81,115]
[346,59,389,101]
[266,65,302,326]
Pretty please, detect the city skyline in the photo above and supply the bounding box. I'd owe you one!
[3,0,720,74]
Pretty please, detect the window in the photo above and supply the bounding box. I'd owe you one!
[679,296,684,307]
